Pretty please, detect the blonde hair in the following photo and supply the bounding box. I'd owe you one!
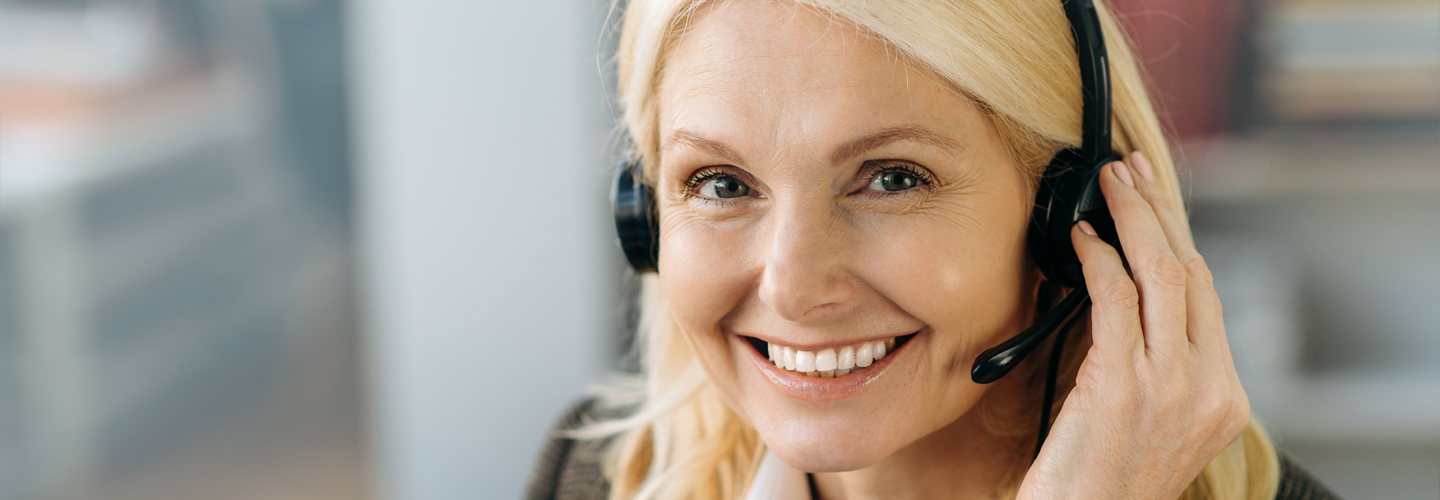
[584,1,1281,499]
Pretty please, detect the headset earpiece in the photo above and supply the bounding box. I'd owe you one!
[1029,149,1123,288]
[612,159,659,273]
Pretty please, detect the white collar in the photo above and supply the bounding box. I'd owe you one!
[745,450,813,500]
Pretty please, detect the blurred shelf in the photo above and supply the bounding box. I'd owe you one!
[1182,131,1440,202]
[1257,0,1440,121]
[0,74,240,209]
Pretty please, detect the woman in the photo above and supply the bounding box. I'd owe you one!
[529,0,1338,498]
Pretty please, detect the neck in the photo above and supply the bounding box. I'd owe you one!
[810,367,1038,500]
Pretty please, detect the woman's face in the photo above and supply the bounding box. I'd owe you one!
[656,3,1038,471]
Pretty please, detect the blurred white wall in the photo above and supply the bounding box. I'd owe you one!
[349,0,615,498]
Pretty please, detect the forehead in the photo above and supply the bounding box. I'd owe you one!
[658,2,970,142]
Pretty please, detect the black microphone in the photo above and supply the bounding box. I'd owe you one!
[971,284,1090,384]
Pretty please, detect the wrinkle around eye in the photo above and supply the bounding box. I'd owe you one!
[925,201,990,235]
[666,189,765,225]
[657,207,708,237]
[846,192,934,215]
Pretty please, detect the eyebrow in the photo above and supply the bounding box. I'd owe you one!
[663,126,964,166]
[829,126,964,165]
[664,129,745,164]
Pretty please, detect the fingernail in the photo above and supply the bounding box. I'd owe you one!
[1077,220,1097,236]
[1111,162,1134,188]
[1130,151,1155,182]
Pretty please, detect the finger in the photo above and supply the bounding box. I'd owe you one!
[1125,152,1226,352]
[1072,222,1143,358]
[1125,152,1193,250]
[1130,148,1156,182]
[1101,161,1188,354]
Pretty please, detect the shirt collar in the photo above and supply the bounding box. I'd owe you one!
[745,450,813,500]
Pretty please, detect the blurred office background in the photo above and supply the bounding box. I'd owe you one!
[0,0,1433,499]
[0,0,366,498]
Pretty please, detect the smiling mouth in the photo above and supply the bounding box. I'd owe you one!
[743,334,917,378]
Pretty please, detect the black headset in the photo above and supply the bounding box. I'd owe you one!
[611,0,1123,456]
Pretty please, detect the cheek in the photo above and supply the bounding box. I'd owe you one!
[658,215,775,426]
[917,237,1027,315]
[856,207,1033,350]
[657,216,756,352]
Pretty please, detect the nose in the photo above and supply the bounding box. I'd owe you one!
[757,203,856,323]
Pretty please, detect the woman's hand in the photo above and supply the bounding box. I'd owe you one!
[1016,152,1252,500]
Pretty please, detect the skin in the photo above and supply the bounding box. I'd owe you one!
[653,3,1250,499]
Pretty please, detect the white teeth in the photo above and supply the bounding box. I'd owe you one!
[855,343,874,367]
[795,350,817,373]
[764,336,905,377]
[815,349,837,371]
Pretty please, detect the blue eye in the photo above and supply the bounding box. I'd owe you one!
[699,175,750,198]
[868,170,922,191]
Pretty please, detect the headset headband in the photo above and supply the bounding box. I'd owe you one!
[1064,0,1112,165]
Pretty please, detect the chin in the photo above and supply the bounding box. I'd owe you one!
[758,415,904,473]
